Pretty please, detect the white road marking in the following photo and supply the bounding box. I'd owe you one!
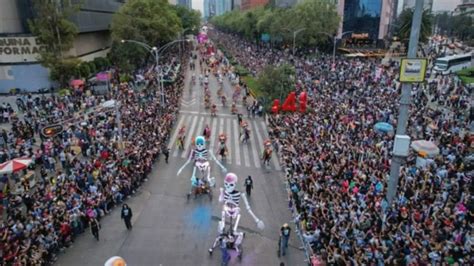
[248,121,261,169]
[232,119,241,166]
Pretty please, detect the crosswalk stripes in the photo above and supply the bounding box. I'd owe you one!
[170,113,280,170]
[249,121,261,169]
[232,119,241,166]
[168,115,185,152]
[225,118,232,164]
[181,116,198,158]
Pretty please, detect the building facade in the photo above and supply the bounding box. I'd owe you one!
[454,0,474,16]
[241,0,269,10]
[335,0,395,43]
[204,0,217,18]
[177,0,192,9]
[0,0,123,92]
[401,0,433,12]
[216,0,233,15]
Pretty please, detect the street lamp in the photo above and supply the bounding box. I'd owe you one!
[120,39,189,109]
[292,28,306,56]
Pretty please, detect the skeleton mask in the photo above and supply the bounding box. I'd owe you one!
[224,173,238,193]
[195,136,206,150]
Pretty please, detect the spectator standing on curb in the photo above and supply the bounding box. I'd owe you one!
[162,146,170,164]
[279,223,291,257]
[121,204,133,230]
[90,217,101,241]
[245,175,253,196]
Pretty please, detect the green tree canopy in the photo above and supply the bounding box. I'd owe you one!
[172,4,201,35]
[288,0,340,46]
[28,0,80,85]
[398,8,433,43]
[111,0,182,46]
[211,0,339,48]
[257,64,295,105]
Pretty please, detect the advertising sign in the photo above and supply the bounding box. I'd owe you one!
[0,36,49,63]
[399,58,428,83]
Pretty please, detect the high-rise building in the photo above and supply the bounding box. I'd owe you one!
[233,0,242,10]
[0,0,124,92]
[454,0,474,16]
[274,0,299,8]
[401,0,433,12]
[204,0,217,18]
[241,0,269,10]
[336,0,395,43]
[177,0,192,9]
[216,0,233,15]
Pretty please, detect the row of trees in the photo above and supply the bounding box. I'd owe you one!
[28,0,201,85]
[109,0,201,72]
[211,0,340,48]
[434,12,474,43]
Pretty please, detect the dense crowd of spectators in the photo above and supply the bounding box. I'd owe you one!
[0,54,187,265]
[211,29,473,265]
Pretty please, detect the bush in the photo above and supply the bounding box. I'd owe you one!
[457,67,474,85]
[58,88,70,96]
[87,62,97,76]
[235,65,250,76]
[241,75,262,98]
[79,63,91,78]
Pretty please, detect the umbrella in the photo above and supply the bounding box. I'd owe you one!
[411,140,440,157]
[0,158,33,174]
[374,122,394,133]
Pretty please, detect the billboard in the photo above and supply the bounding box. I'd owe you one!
[0,36,48,63]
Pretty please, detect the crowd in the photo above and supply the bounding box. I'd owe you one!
[211,29,473,265]
[0,54,188,265]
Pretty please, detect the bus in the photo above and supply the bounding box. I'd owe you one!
[433,53,472,75]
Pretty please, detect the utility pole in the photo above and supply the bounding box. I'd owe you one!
[387,0,424,204]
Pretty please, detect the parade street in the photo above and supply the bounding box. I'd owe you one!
[55,52,304,266]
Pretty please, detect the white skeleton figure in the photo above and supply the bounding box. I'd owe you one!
[177,135,226,187]
[211,173,264,252]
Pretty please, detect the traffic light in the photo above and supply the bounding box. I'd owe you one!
[41,124,64,138]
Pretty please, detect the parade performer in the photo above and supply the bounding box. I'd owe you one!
[209,173,264,255]
[262,139,272,166]
[216,133,228,160]
[240,121,250,144]
[177,136,226,190]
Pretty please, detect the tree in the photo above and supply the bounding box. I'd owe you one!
[257,64,295,107]
[111,0,182,47]
[28,0,80,86]
[398,8,433,44]
[172,5,201,35]
[211,0,339,48]
[289,0,340,46]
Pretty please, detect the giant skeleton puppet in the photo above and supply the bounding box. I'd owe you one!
[209,173,264,253]
[177,135,226,187]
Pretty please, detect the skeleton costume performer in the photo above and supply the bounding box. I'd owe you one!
[209,173,264,253]
[177,135,226,188]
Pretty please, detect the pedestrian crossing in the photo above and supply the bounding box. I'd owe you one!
[168,113,281,170]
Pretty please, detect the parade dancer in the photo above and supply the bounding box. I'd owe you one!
[261,139,273,166]
[177,136,226,190]
[209,173,264,256]
[216,133,228,161]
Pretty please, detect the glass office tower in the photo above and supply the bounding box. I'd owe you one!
[342,0,382,41]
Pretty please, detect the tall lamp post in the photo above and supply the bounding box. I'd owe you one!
[333,31,353,62]
[121,39,189,109]
[292,28,306,56]
[387,0,425,204]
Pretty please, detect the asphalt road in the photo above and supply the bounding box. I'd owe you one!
[55,52,305,266]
